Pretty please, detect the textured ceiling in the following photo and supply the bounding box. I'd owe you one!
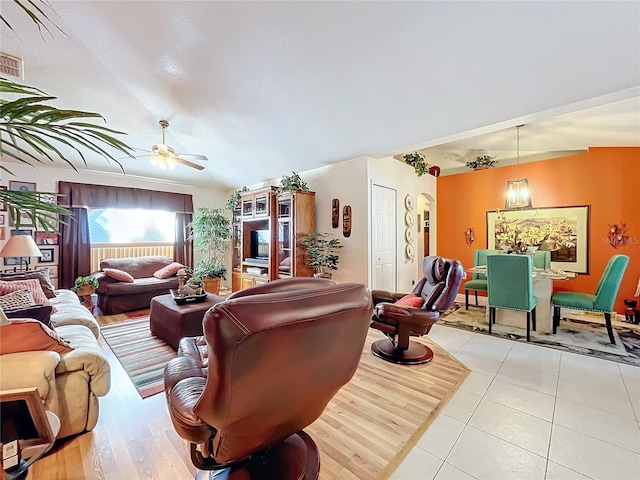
[1,1,639,188]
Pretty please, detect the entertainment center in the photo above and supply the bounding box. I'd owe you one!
[231,187,316,291]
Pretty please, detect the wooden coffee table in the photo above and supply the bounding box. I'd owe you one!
[149,293,225,349]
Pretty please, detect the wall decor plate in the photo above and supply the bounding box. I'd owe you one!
[405,211,414,227]
[404,194,414,211]
[405,244,415,259]
[405,228,414,243]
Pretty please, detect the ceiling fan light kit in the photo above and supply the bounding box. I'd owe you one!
[142,120,208,171]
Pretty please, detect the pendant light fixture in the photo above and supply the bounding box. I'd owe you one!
[505,124,531,209]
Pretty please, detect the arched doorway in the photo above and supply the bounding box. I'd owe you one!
[416,193,435,275]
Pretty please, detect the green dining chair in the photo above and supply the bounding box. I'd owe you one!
[533,250,551,269]
[552,254,629,345]
[487,254,537,341]
[464,249,504,310]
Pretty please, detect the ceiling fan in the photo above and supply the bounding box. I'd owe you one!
[134,120,208,170]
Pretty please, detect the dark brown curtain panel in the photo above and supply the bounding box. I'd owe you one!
[59,208,91,288]
[174,212,193,267]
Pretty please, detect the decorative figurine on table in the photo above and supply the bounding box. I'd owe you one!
[177,268,187,297]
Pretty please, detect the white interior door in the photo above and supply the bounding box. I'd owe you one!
[372,184,396,292]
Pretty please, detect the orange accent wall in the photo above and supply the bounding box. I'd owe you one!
[437,147,640,314]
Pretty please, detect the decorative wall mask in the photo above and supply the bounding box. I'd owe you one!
[608,223,629,248]
[465,227,475,246]
[332,199,339,228]
[343,205,352,238]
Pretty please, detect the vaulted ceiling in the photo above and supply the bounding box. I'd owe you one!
[2,1,639,188]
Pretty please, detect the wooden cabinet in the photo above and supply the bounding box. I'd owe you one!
[231,188,315,292]
[275,191,315,279]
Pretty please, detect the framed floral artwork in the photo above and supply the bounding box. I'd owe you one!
[486,205,590,274]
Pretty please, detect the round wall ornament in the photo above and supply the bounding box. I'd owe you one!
[404,194,414,211]
[405,212,414,227]
[405,244,415,259]
[405,228,414,243]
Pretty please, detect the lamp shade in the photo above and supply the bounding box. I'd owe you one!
[0,234,43,258]
[505,179,532,209]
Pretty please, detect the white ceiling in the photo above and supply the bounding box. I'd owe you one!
[1,1,639,188]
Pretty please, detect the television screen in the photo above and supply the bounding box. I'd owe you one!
[250,230,270,258]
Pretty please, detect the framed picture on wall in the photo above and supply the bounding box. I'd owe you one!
[9,180,36,192]
[486,205,590,274]
[35,231,59,245]
[0,186,6,211]
[38,246,57,264]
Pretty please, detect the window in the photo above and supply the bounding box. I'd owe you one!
[89,209,175,243]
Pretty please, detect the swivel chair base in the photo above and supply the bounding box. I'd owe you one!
[371,338,434,365]
[195,431,320,480]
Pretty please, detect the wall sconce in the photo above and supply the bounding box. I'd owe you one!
[608,223,629,248]
[465,227,475,246]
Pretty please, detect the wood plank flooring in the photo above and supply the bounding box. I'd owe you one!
[28,328,469,479]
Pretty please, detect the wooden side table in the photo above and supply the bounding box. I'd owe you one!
[75,286,96,311]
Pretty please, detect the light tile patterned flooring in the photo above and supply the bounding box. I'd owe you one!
[390,323,640,480]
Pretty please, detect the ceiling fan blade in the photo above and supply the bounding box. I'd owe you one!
[133,147,152,153]
[177,153,208,161]
[176,157,205,171]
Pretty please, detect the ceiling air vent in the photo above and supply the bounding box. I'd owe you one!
[0,52,23,79]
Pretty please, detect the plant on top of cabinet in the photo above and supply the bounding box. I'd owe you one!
[225,186,249,211]
[276,171,309,194]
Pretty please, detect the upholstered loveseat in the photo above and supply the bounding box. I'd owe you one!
[0,284,110,440]
[95,255,181,315]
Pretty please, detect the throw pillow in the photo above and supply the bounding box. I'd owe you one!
[0,318,73,355]
[280,256,291,266]
[103,268,135,283]
[0,269,57,299]
[394,293,424,308]
[153,262,184,280]
[5,305,53,328]
[0,289,35,311]
[0,279,53,309]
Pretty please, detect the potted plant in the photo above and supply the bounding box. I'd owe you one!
[71,275,99,295]
[402,152,429,177]
[187,207,231,294]
[300,231,343,279]
[466,154,498,170]
[276,171,309,194]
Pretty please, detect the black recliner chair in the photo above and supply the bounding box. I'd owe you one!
[370,255,464,365]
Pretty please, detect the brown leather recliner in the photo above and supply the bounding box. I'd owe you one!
[370,256,464,365]
[164,277,373,480]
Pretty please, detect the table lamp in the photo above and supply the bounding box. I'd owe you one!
[0,234,42,271]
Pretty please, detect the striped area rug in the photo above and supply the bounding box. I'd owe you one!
[99,311,177,399]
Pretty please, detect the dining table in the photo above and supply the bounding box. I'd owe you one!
[468,265,576,334]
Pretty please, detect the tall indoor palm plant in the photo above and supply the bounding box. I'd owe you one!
[0,0,134,230]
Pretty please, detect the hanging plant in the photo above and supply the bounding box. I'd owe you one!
[402,152,429,177]
[466,154,498,170]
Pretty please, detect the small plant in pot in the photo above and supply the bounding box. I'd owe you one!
[300,231,343,279]
[276,171,309,194]
[402,152,429,177]
[466,154,498,170]
[187,207,231,294]
[71,275,98,295]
